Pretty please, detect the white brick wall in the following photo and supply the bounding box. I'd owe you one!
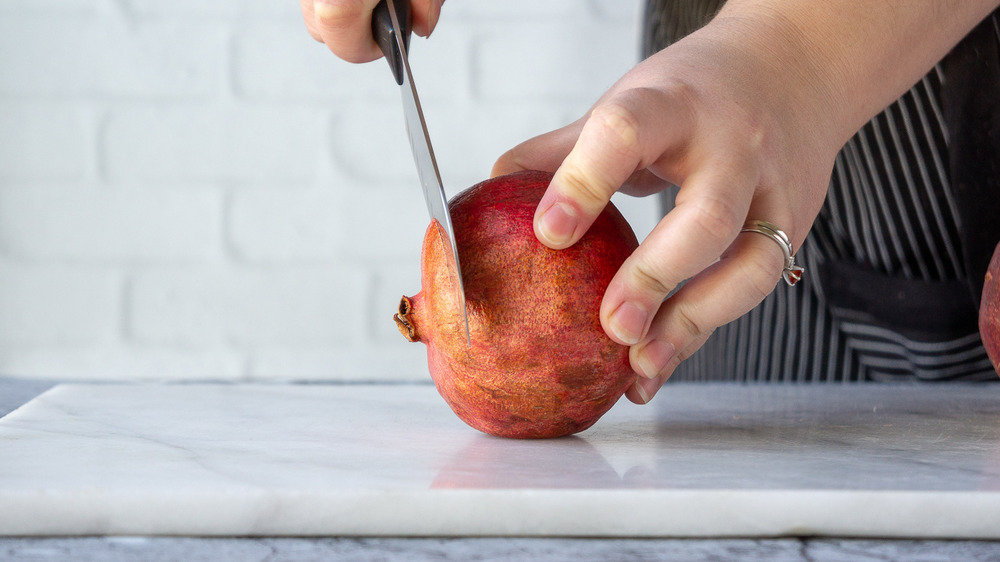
[0,0,656,381]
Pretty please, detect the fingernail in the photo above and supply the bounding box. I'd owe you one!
[635,339,676,379]
[536,202,577,248]
[426,2,443,36]
[608,301,647,345]
[634,377,660,404]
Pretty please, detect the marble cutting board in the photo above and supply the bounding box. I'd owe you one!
[1,382,999,538]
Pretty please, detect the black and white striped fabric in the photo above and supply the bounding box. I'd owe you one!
[642,1,1000,382]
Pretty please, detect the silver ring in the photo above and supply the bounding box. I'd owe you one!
[740,220,805,286]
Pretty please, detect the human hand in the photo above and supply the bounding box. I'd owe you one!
[492,15,847,404]
[302,0,445,62]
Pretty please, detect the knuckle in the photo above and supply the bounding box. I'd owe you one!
[668,80,699,116]
[677,330,714,362]
[557,159,616,210]
[590,100,642,154]
[310,0,381,63]
[740,246,783,299]
[673,302,710,341]
[688,195,741,246]
[314,0,365,24]
[629,259,675,298]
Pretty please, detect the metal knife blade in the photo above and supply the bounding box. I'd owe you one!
[373,0,471,345]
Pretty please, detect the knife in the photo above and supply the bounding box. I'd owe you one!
[371,0,471,346]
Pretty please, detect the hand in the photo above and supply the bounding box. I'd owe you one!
[302,0,446,62]
[493,15,847,404]
[494,0,998,403]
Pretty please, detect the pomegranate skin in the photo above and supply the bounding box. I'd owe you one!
[395,170,639,438]
[979,241,1000,377]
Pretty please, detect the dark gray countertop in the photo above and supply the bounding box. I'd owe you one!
[2,376,999,561]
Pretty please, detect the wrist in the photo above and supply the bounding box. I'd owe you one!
[667,11,850,163]
[714,0,1000,149]
[700,8,856,152]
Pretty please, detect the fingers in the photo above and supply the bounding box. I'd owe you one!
[414,0,444,38]
[532,87,692,250]
[625,231,786,403]
[308,0,383,63]
[625,332,711,404]
[599,160,756,346]
[302,0,324,42]
[304,0,445,63]
[492,124,674,197]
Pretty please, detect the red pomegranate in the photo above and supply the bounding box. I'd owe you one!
[394,170,639,438]
[979,241,1000,376]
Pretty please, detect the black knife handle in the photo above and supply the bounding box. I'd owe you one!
[372,0,412,86]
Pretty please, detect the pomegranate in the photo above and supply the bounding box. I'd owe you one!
[394,170,639,438]
[979,240,1000,376]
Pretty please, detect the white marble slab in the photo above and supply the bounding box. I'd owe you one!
[1,383,999,538]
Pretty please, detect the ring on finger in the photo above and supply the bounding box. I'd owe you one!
[740,219,805,286]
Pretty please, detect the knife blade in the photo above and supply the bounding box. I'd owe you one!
[372,0,471,346]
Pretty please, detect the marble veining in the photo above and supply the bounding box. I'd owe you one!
[1,383,999,537]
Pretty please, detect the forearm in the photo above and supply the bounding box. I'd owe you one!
[709,0,999,147]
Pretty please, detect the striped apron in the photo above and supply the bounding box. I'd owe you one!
[642,1,1000,382]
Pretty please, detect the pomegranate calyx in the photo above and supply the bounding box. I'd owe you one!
[394,295,419,342]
